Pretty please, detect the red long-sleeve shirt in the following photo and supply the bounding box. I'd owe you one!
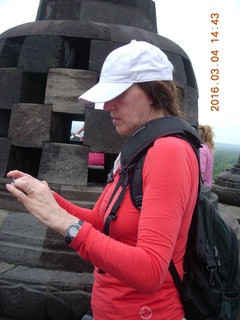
[54,136,199,320]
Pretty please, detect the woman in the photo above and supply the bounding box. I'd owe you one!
[6,40,199,319]
[198,124,215,187]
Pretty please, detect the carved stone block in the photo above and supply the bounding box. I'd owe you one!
[182,86,198,127]
[89,40,123,72]
[38,142,89,186]
[0,68,23,109]
[18,36,64,73]
[84,108,127,153]
[0,38,22,68]
[0,138,11,177]
[44,68,97,114]
[165,51,187,87]
[8,104,52,148]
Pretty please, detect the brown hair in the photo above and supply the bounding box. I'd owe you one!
[137,81,184,117]
[198,124,215,150]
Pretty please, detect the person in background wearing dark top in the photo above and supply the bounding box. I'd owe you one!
[198,124,215,187]
[5,40,199,320]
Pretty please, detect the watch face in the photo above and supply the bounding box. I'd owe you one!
[69,225,80,237]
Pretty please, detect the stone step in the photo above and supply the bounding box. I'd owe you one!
[0,211,93,273]
[0,178,104,212]
[0,262,93,320]
[231,167,240,174]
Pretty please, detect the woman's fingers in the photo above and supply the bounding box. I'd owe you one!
[5,182,28,202]
[6,170,31,180]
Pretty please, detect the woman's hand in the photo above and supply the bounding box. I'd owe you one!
[5,170,79,236]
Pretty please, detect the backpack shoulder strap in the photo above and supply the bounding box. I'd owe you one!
[120,116,202,170]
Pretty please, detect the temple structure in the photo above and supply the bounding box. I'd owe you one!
[0,1,199,319]
[213,155,240,207]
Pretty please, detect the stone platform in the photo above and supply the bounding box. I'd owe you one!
[0,179,240,320]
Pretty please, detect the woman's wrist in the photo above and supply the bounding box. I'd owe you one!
[49,207,80,236]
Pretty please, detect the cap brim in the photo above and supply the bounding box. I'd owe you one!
[78,82,133,104]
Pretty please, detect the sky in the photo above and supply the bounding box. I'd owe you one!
[0,0,239,145]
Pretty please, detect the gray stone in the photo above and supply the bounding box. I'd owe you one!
[0,68,23,110]
[214,171,240,189]
[84,108,127,153]
[89,40,124,72]
[45,68,97,114]
[165,51,187,87]
[0,266,93,320]
[0,109,11,137]
[57,184,103,202]
[0,210,9,229]
[0,211,93,272]
[0,21,189,59]
[0,283,45,320]
[79,0,157,33]
[8,104,52,148]
[38,142,89,186]
[0,138,11,177]
[212,185,240,207]
[0,178,100,212]
[18,36,64,73]
[36,0,157,33]
[21,72,48,104]
[182,86,198,127]
[0,38,22,68]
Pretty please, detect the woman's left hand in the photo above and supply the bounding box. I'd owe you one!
[5,170,79,235]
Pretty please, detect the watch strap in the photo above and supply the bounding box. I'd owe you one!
[65,220,83,245]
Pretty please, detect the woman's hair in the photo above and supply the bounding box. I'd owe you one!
[137,81,184,117]
[198,124,215,150]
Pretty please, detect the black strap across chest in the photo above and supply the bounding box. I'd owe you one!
[99,116,202,274]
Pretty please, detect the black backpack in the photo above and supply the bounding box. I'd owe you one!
[103,116,240,320]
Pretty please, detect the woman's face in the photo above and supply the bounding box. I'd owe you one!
[104,84,161,135]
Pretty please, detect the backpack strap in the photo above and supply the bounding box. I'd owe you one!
[100,116,202,274]
[103,169,129,235]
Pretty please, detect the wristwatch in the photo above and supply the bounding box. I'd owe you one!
[65,220,83,245]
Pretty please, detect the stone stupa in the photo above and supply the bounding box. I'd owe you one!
[0,1,199,319]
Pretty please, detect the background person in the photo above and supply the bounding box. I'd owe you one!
[6,40,200,320]
[198,124,215,187]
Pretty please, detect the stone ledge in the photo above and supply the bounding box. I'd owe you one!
[0,263,93,320]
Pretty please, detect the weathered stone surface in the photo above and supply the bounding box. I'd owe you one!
[45,68,97,114]
[181,57,198,90]
[89,40,124,72]
[38,142,89,186]
[0,282,45,320]
[0,109,11,137]
[213,155,240,206]
[212,185,240,207]
[0,209,9,229]
[78,0,157,32]
[21,72,48,104]
[0,21,189,58]
[182,86,198,127]
[8,103,52,148]
[84,108,127,153]
[0,138,11,177]
[0,211,93,272]
[6,146,42,178]
[0,68,23,110]
[0,265,93,320]
[214,171,240,189]
[36,0,157,33]
[165,51,187,87]
[0,38,23,68]
[18,36,64,73]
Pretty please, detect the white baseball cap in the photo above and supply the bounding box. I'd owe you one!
[78,40,173,106]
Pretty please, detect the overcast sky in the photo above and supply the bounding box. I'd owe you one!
[0,0,239,145]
